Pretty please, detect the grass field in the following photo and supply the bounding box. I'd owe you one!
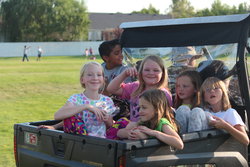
[0,55,103,167]
[0,55,249,167]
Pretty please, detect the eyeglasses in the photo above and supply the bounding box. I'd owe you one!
[205,87,221,93]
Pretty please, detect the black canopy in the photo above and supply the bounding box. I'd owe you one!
[120,13,250,124]
[120,14,250,47]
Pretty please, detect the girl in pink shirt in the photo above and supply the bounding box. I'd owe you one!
[107,55,172,139]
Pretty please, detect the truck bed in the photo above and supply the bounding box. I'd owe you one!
[14,120,248,167]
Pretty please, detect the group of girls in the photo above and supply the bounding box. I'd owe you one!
[174,70,248,145]
[52,55,249,151]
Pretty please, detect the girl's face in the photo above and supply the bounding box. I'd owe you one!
[176,76,196,103]
[138,97,155,122]
[81,64,104,91]
[142,59,163,87]
[204,86,223,106]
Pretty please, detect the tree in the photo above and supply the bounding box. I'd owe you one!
[195,0,250,17]
[1,0,89,42]
[169,0,195,18]
[132,4,160,15]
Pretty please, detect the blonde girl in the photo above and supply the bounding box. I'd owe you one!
[120,89,183,149]
[175,70,208,134]
[201,77,249,145]
[54,62,116,138]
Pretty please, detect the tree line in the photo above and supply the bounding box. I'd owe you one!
[133,0,250,18]
[0,0,89,42]
[0,0,249,42]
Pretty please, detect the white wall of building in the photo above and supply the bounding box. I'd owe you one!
[0,41,103,57]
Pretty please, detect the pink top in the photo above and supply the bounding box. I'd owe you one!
[120,81,172,122]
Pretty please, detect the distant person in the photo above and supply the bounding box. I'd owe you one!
[116,89,183,149]
[54,62,117,138]
[89,47,93,56]
[84,48,89,57]
[22,45,31,62]
[89,47,96,60]
[98,39,132,95]
[200,77,249,145]
[37,46,43,61]
[168,46,202,94]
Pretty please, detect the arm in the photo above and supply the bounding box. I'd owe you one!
[188,54,202,67]
[38,121,63,130]
[104,115,113,128]
[138,125,184,150]
[54,102,107,121]
[117,122,137,139]
[210,116,249,145]
[107,67,137,96]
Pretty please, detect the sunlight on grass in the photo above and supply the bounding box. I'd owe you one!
[0,55,249,167]
[0,56,92,167]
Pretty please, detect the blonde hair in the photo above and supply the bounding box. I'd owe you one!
[200,77,231,111]
[174,70,202,109]
[132,55,169,97]
[139,89,178,132]
[79,62,105,90]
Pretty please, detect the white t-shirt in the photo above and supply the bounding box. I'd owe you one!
[205,108,245,127]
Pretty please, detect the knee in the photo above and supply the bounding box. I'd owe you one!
[175,105,191,120]
[176,105,191,114]
[190,107,207,120]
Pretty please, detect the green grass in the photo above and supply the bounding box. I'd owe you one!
[0,55,249,167]
[0,55,102,167]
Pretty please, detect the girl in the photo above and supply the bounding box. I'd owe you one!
[175,70,208,134]
[106,55,172,138]
[201,77,249,145]
[54,62,116,138]
[119,89,183,149]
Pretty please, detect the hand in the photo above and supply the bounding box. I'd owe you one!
[124,67,138,78]
[137,126,156,137]
[87,105,107,121]
[103,114,109,121]
[209,116,228,129]
[37,125,56,130]
[188,54,202,67]
[128,127,148,140]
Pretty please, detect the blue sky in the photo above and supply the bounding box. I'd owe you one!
[84,0,249,14]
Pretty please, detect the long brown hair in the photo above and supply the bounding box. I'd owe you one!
[139,89,178,132]
[132,55,169,97]
[174,70,202,109]
[200,77,231,111]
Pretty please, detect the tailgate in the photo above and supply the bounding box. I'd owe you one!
[14,121,118,167]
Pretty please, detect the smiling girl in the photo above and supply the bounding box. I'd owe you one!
[107,55,172,139]
[118,89,183,149]
[54,62,116,138]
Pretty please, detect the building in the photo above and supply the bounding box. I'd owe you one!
[88,13,172,41]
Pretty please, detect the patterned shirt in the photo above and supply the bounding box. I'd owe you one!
[64,93,116,138]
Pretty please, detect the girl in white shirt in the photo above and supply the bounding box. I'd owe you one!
[200,77,249,145]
